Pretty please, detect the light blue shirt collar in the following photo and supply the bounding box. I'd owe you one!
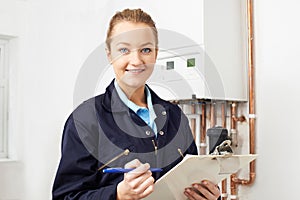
[114,80,157,134]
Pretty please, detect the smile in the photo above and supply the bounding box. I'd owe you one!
[125,68,145,73]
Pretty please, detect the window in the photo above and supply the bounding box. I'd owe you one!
[0,38,8,158]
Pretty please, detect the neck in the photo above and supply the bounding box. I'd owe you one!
[117,82,147,107]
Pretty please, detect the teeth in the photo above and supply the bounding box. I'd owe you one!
[127,69,143,72]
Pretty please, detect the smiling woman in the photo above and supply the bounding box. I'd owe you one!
[106,22,158,104]
[52,8,220,200]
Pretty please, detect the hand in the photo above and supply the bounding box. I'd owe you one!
[184,180,220,200]
[116,159,155,200]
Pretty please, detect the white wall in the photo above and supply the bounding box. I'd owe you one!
[0,0,107,199]
[1,0,300,199]
[0,1,28,199]
[245,0,300,199]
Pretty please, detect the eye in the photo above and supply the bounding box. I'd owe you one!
[141,48,152,54]
[119,48,129,54]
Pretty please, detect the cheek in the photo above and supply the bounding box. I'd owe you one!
[143,64,155,80]
[112,63,125,80]
[110,53,123,63]
[147,63,155,73]
[146,58,156,70]
[145,55,156,65]
[112,57,127,69]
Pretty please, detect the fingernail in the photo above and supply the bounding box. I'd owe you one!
[202,180,207,185]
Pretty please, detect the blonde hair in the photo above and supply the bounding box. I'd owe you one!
[106,8,158,50]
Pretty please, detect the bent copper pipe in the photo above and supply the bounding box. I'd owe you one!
[221,103,228,200]
[230,102,238,197]
[230,103,237,197]
[231,0,256,196]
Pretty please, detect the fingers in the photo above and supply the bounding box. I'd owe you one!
[184,180,220,200]
[199,180,220,197]
[129,162,151,174]
[124,162,151,183]
[124,159,142,168]
[117,159,155,200]
[134,175,155,198]
[124,169,152,189]
[184,188,204,200]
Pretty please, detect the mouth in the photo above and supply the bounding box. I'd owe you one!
[125,68,145,73]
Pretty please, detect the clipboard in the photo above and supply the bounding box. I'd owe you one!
[143,154,257,200]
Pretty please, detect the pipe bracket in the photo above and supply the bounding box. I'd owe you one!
[248,113,256,119]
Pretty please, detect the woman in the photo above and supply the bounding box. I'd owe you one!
[52,8,220,200]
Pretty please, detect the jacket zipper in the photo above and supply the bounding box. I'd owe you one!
[151,139,158,155]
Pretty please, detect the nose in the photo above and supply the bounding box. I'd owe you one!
[129,50,143,66]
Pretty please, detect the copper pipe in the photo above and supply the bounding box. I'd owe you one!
[210,102,216,127]
[230,102,238,197]
[232,114,247,123]
[230,103,237,130]
[221,103,228,200]
[221,102,227,128]
[191,103,196,140]
[200,103,206,155]
[231,0,256,196]
[230,103,247,149]
[230,103,238,147]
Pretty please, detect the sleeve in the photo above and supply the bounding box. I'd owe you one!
[52,115,120,200]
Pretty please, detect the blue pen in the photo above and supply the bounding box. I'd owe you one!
[103,167,163,173]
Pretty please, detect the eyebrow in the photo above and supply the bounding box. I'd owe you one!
[115,42,155,47]
[140,42,155,47]
[115,42,130,46]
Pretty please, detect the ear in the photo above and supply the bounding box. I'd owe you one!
[105,48,113,64]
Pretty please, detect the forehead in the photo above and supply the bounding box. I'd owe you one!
[110,22,156,47]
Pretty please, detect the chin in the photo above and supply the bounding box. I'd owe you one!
[121,76,149,89]
[125,81,145,90]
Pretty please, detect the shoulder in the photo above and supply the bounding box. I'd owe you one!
[147,85,186,121]
[71,80,115,122]
[72,96,99,119]
[63,92,109,134]
[147,85,181,110]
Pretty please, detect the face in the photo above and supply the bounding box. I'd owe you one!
[106,22,158,92]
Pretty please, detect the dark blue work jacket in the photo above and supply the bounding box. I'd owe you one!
[52,80,198,200]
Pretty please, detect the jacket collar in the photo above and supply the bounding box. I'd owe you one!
[101,79,170,115]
